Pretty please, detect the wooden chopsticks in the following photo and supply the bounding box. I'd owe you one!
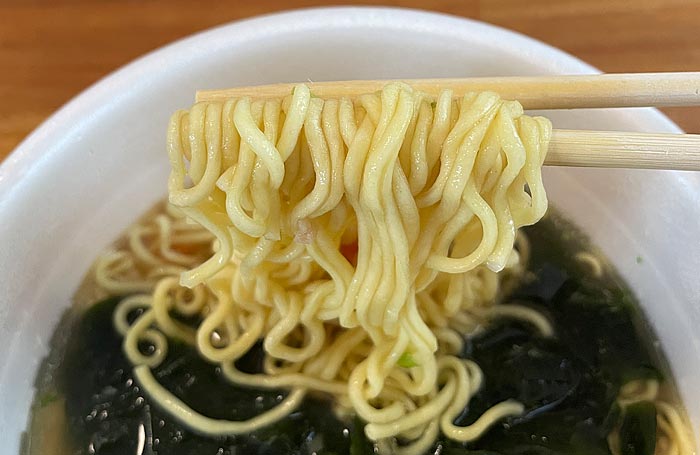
[197,72,700,109]
[549,130,700,171]
[195,72,700,171]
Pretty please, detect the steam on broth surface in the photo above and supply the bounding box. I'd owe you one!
[22,84,696,454]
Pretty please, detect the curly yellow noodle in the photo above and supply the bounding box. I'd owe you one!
[92,83,569,452]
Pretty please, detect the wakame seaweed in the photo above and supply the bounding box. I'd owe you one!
[57,214,665,455]
[61,297,358,455]
[619,401,657,455]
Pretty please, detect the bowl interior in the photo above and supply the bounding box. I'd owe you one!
[1,7,698,451]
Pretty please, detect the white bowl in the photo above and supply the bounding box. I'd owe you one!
[1,7,698,452]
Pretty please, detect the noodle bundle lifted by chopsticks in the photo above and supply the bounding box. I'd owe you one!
[107,82,553,454]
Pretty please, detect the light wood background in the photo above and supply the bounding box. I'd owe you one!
[1,0,699,160]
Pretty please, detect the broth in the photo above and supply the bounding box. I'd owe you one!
[21,207,695,455]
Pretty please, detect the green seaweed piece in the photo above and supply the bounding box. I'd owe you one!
[350,416,374,455]
[619,401,657,455]
[37,392,59,408]
[398,352,418,368]
[61,297,354,455]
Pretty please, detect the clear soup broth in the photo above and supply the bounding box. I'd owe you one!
[23,205,695,455]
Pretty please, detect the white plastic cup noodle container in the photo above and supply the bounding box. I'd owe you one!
[0,7,698,453]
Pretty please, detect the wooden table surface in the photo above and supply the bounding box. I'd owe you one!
[1,0,699,161]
